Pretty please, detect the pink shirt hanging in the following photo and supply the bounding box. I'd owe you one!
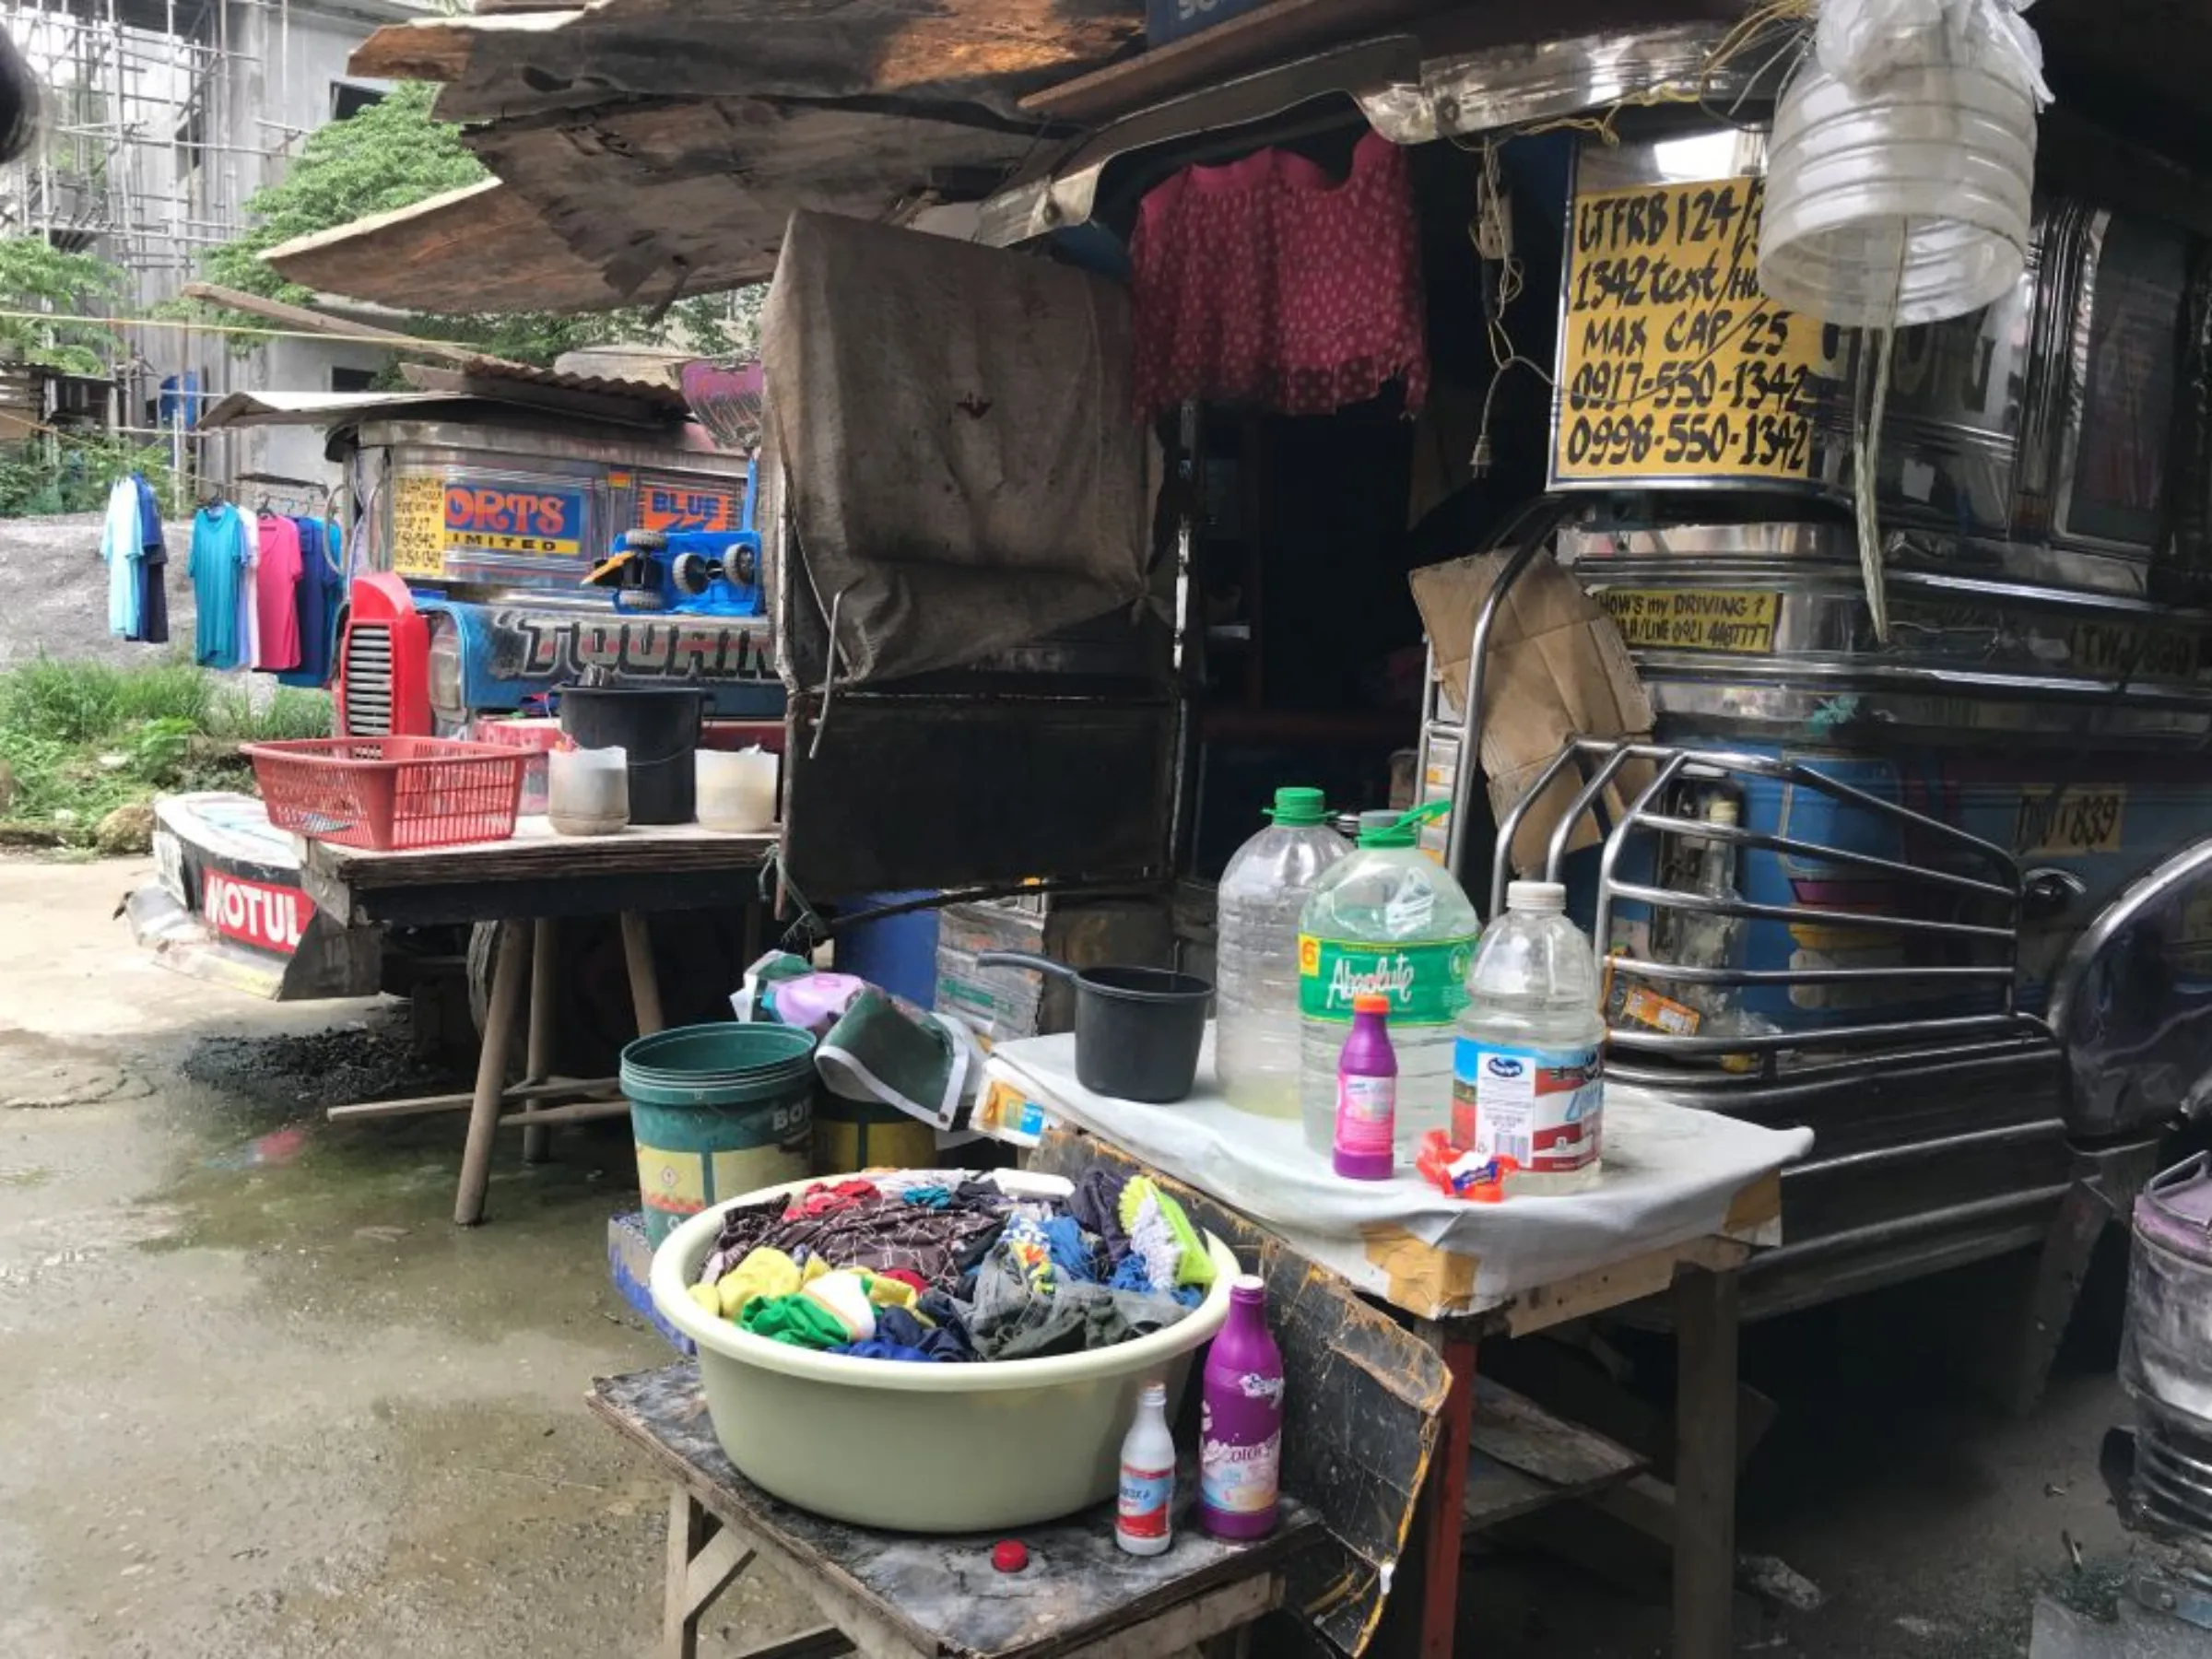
[1130,131,1429,422]
[253,514,303,671]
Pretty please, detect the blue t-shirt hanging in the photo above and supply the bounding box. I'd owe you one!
[187,503,250,669]
[132,474,169,647]
[278,515,340,688]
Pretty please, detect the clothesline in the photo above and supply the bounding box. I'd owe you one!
[0,306,500,352]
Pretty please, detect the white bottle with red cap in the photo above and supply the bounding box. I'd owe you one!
[1115,1380,1177,1556]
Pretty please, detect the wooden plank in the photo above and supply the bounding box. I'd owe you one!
[487,1097,630,1129]
[1462,1376,1647,1532]
[1061,1577,1278,1659]
[684,1527,756,1622]
[665,1488,711,1659]
[590,1368,1321,1659]
[1673,1267,1740,1659]
[300,820,775,927]
[181,281,494,364]
[1018,0,1436,123]
[1468,1376,1644,1491]
[1027,1130,1446,1657]
[266,177,631,317]
[313,866,774,930]
[303,819,775,893]
[1500,1235,1748,1336]
[1461,1460,1572,1532]
[735,1629,854,1659]
[326,1075,619,1122]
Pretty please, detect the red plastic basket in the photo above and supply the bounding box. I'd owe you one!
[244,736,528,851]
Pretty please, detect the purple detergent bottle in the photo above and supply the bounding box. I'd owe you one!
[1198,1276,1285,1539]
[1334,992,1397,1180]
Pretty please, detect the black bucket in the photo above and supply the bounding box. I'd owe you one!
[975,950,1213,1103]
[559,686,707,824]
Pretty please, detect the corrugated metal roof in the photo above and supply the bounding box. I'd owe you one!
[446,356,689,409]
[199,391,461,429]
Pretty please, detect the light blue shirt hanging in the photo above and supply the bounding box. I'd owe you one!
[188,502,251,670]
[100,477,143,639]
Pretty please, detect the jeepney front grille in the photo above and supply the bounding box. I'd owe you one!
[342,622,393,736]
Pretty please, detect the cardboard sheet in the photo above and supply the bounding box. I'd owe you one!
[986,1030,1811,1320]
[1410,548,1654,875]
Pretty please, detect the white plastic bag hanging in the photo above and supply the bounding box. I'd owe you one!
[1763,0,2045,331]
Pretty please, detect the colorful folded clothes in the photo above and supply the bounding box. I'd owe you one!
[692,1168,1210,1363]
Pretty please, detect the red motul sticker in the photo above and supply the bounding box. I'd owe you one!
[202,870,313,955]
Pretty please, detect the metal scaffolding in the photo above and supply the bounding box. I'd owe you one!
[0,0,276,302]
[0,0,312,478]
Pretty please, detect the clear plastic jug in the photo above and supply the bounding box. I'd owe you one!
[1217,786,1350,1118]
[1297,803,1479,1153]
[1455,879,1606,1193]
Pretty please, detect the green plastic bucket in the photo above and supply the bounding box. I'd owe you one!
[621,1022,817,1246]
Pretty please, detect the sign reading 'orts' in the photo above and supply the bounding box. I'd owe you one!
[442,485,585,556]
[202,870,314,955]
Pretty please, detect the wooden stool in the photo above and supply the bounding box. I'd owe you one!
[590,1368,1317,1659]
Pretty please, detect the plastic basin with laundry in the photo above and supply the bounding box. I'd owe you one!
[649,1171,1239,1531]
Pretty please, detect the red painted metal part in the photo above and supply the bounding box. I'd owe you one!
[336,572,430,737]
[1420,1335,1478,1657]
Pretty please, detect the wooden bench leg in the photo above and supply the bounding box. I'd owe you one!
[623,911,667,1036]
[521,917,559,1164]
[664,1487,757,1659]
[453,916,526,1226]
[1674,1265,1740,1659]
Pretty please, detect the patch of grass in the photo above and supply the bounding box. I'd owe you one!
[0,655,332,847]
[206,683,334,742]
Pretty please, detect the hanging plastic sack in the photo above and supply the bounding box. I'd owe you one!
[1760,0,2050,641]
[1762,0,2047,330]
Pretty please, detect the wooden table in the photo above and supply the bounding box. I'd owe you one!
[299,818,777,1225]
[589,1365,1321,1659]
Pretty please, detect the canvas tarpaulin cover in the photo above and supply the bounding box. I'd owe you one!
[761,212,1157,687]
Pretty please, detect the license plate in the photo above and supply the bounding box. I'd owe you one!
[2015,787,2125,857]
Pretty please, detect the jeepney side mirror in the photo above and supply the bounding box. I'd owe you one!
[2023,866,2088,921]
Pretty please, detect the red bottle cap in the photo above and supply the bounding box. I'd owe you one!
[1351,993,1391,1015]
[992,1539,1030,1573]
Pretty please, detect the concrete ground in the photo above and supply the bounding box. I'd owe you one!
[0,856,2145,1657]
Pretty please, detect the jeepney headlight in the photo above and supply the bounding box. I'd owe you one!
[425,612,465,727]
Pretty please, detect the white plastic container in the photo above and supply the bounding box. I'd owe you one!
[1297,806,1479,1154]
[1761,56,2036,329]
[547,744,628,835]
[1115,1379,1177,1556]
[1454,879,1606,1194]
[697,745,777,832]
[1217,786,1350,1119]
[649,1171,1238,1532]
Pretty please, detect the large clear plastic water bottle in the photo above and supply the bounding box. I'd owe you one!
[1454,879,1607,1194]
[1217,787,1350,1118]
[1297,805,1480,1154]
